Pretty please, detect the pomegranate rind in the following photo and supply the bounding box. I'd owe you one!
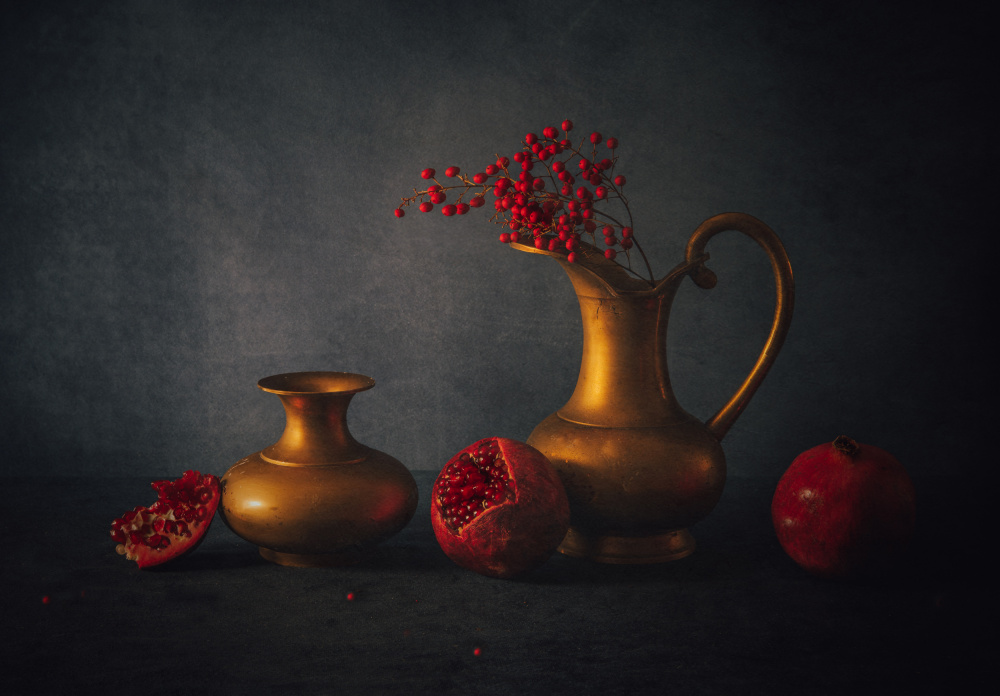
[111,471,221,570]
[431,437,570,579]
[771,439,916,578]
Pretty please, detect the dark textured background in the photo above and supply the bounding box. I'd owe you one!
[1,0,991,481]
[1,3,993,695]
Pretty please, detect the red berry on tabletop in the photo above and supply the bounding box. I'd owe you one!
[445,166,461,177]
[561,119,573,132]
[421,168,436,179]
[394,208,405,218]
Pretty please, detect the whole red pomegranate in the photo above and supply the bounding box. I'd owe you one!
[431,437,570,579]
[110,470,220,569]
[772,436,916,578]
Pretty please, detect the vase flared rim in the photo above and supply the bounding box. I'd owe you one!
[257,371,375,396]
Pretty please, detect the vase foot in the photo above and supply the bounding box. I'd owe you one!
[558,527,696,564]
[258,547,366,567]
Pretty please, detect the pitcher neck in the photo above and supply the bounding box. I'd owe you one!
[558,283,683,428]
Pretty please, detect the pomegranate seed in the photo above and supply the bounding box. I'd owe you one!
[421,168,435,179]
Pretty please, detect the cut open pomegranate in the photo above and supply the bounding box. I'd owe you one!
[110,470,220,569]
[431,437,570,579]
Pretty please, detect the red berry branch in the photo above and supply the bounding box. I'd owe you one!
[395,120,655,285]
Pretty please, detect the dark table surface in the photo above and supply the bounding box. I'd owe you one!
[1,471,988,695]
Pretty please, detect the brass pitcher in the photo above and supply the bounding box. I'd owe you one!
[515,213,794,563]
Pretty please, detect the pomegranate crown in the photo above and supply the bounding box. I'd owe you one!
[395,121,655,284]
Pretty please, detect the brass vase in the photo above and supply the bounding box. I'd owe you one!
[515,213,794,563]
[220,371,418,567]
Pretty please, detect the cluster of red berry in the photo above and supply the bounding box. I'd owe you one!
[396,120,652,282]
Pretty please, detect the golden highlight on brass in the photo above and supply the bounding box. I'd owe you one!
[220,371,418,567]
[515,213,794,563]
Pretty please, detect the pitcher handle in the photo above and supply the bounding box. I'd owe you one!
[684,213,795,440]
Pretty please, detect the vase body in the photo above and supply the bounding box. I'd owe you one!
[519,213,794,563]
[220,371,418,567]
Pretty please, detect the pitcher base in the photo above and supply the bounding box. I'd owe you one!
[558,527,696,564]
